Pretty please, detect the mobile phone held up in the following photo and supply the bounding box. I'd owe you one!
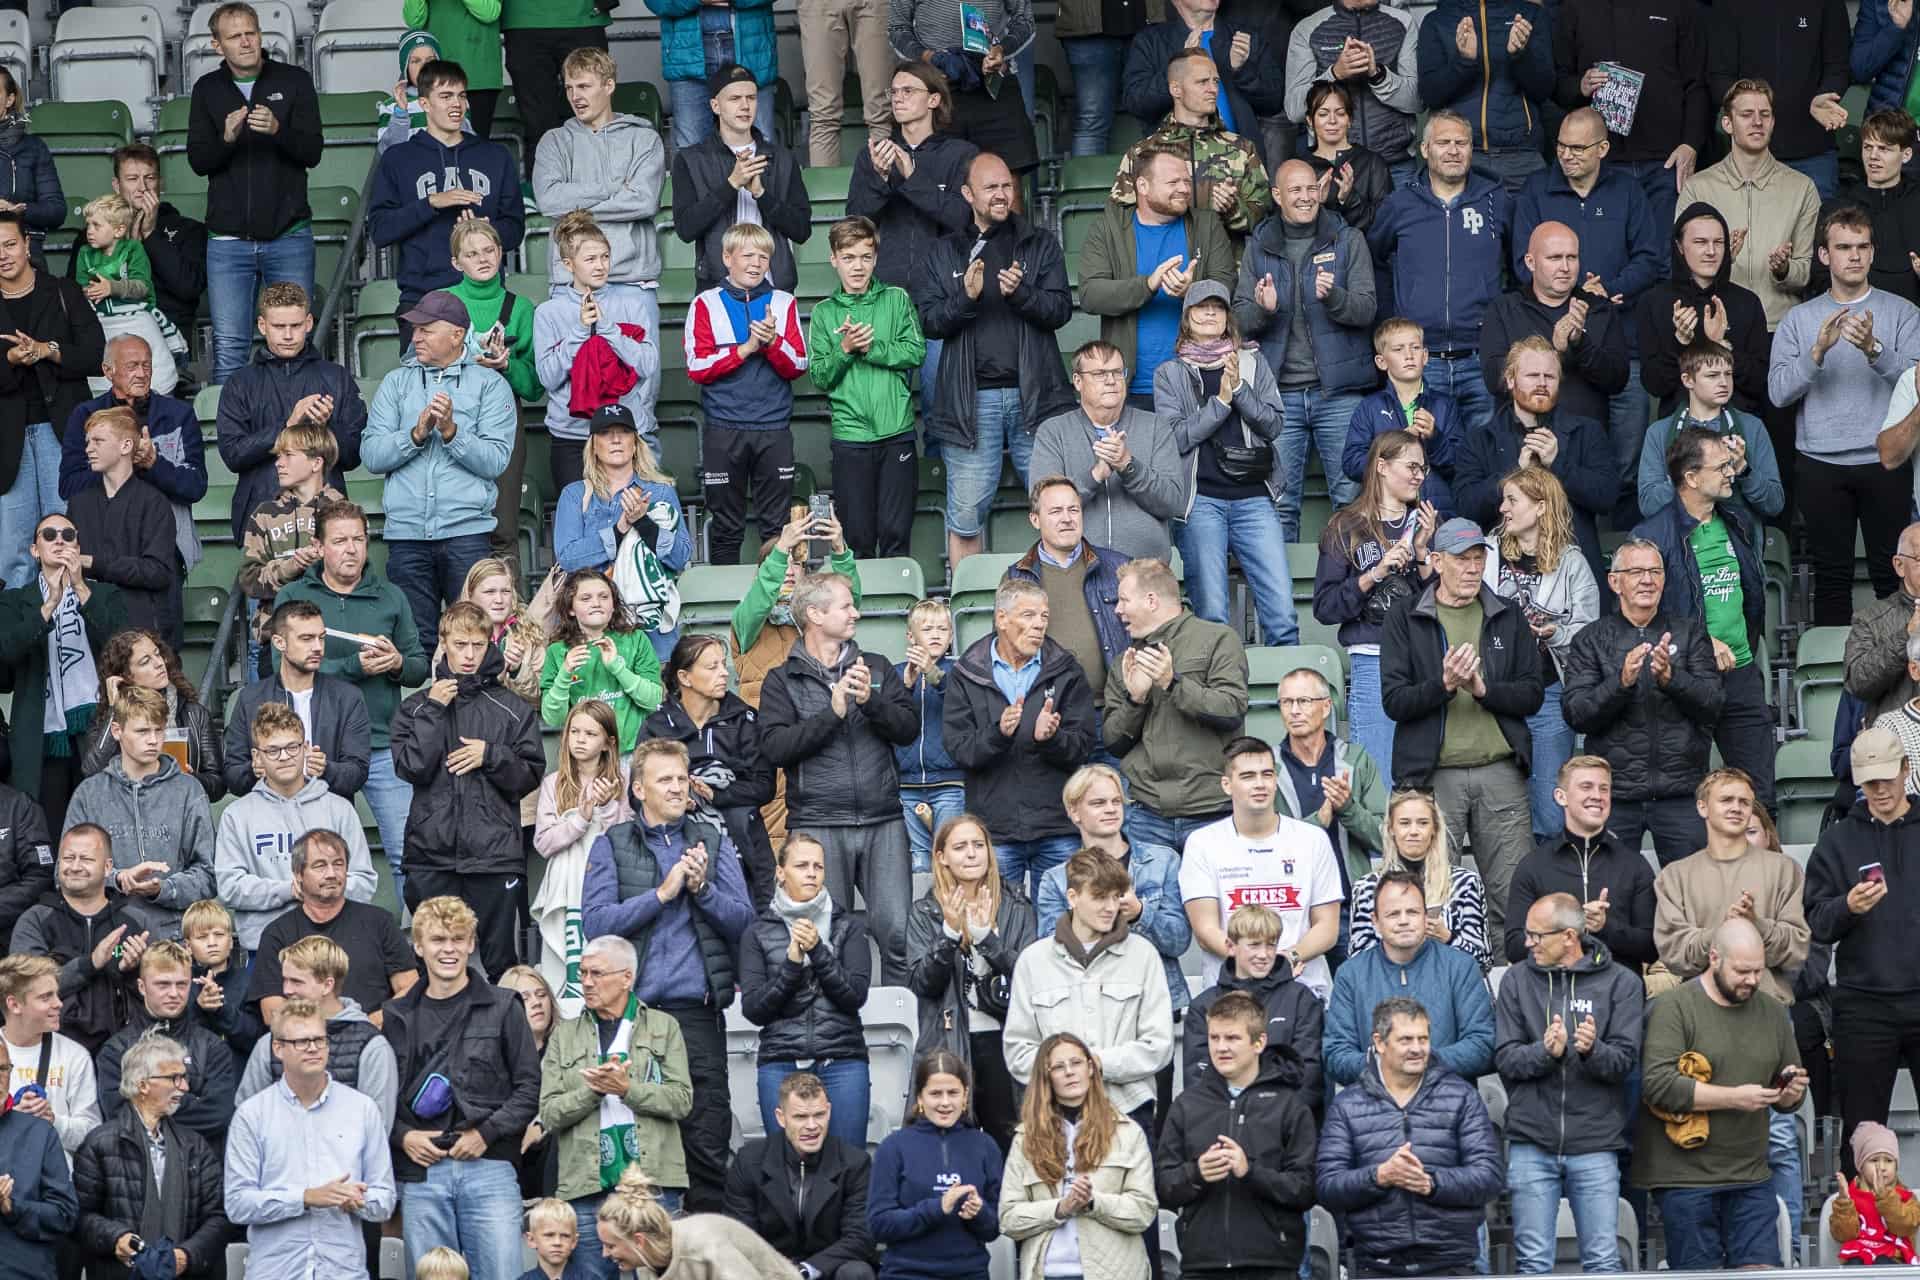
[1861,862,1887,886]
[807,494,833,565]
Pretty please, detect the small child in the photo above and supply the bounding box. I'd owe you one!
[377,31,471,154]
[415,1248,470,1280]
[518,1199,591,1280]
[67,405,182,644]
[538,568,665,754]
[238,424,347,642]
[535,211,661,495]
[450,218,540,402]
[1832,1121,1920,1265]
[181,899,258,1070]
[1181,903,1324,1108]
[1344,317,1459,518]
[686,221,808,567]
[894,599,961,874]
[74,193,185,395]
[1637,338,1783,560]
[807,215,925,558]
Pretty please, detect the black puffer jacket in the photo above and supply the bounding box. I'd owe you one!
[73,1109,228,1279]
[738,908,872,1063]
[759,640,919,825]
[1378,582,1545,787]
[1122,10,1288,161]
[670,128,812,293]
[1493,938,1645,1156]
[1635,202,1773,416]
[82,694,223,803]
[1157,1053,1318,1274]
[214,341,366,541]
[1562,608,1722,804]
[8,891,142,1054]
[96,1010,239,1140]
[390,649,546,877]
[0,784,52,950]
[382,978,542,1178]
[1315,1061,1504,1274]
[904,886,1035,1065]
[846,129,979,292]
[942,636,1096,843]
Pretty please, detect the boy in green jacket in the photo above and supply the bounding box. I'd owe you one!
[805,216,925,559]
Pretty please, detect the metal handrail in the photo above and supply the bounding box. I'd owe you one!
[193,578,248,709]
[313,154,377,358]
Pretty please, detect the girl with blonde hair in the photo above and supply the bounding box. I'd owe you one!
[1347,790,1491,973]
[595,1167,799,1278]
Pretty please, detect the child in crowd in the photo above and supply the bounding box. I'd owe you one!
[416,1248,470,1280]
[539,569,664,754]
[65,687,217,942]
[1832,1121,1920,1265]
[73,193,185,395]
[449,218,540,402]
[807,215,925,558]
[519,1199,591,1280]
[535,210,660,495]
[67,405,181,644]
[686,221,808,567]
[238,424,346,645]
[378,31,469,153]
[1344,317,1459,517]
[531,698,631,1016]
[180,899,259,1069]
[1636,338,1784,559]
[895,598,962,875]
[1181,903,1326,1108]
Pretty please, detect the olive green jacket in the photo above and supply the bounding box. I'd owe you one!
[540,1002,694,1199]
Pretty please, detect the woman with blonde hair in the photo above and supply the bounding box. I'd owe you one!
[905,814,1036,1152]
[1486,465,1599,839]
[1000,1032,1156,1280]
[1347,790,1490,973]
[457,557,548,703]
[595,1166,799,1279]
[498,964,560,1198]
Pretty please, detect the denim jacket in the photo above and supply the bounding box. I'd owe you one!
[1034,838,1193,1013]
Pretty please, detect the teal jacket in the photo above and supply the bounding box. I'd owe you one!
[644,0,778,84]
[361,350,518,542]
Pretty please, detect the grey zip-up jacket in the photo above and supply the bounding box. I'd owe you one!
[1493,937,1644,1155]
[213,777,377,950]
[62,755,216,941]
[1029,404,1186,563]
[1153,349,1286,513]
[532,113,667,287]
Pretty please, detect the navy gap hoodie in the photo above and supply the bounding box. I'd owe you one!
[368,131,524,304]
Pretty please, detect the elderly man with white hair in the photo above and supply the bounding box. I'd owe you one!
[72,1034,229,1279]
[539,934,693,1280]
[1270,664,1386,900]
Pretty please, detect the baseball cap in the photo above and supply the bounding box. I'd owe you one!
[706,63,756,99]
[590,404,638,434]
[1182,280,1231,311]
[1431,517,1486,556]
[1852,726,1908,784]
[398,290,470,330]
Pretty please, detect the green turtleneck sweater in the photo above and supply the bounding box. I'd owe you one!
[450,271,542,402]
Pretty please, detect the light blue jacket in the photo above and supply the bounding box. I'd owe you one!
[1324,936,1494,1085]
[362,350,516,541]
[553,476,693,575]
[1035,838,1193,1013]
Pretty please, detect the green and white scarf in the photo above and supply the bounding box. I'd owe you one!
[611,494,683,634]
[597,993,662,1189]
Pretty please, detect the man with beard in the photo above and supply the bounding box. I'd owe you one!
[10,826,145,1055]
[221,601,371,802]
[1638,205,1774,418]
[1630,918,1805,1270]
[94,943,238,1145]
[249,831,418,1032]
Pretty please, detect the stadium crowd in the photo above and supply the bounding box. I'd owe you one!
[8,0,1920,1277]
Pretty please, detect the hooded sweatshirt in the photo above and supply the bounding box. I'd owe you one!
[368,130,523,302]
[275,562,431,749]
[237,997,399,1131]
[213,776,378,949]
[1367,171,1510,352]
[62,755,216,941]
[1183,958,1325,1104]
[1806,799,1920,996]
[532,114,667,287]
[1493,937,1645,1156]
[806,282,925,445]
[533,281,661,442]
[867,1116,1004,1280]
[1635,202,1774,415]
[361,348,518,541]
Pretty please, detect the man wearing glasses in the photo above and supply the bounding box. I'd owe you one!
[1631,427,1774,813]
[1843,522,1920,729]
[227,999,395,1280]
[1271,666,1387,926]
[96,942,240,1146]
[1562,536,1726,865]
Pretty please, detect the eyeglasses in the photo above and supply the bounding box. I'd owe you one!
[1555,139,1605,155]
[1075,366,1128,383]
[1397,459,1430,476]
[1279,696,1330,710]
[1522,929,1569,945]
[888,86,928,99]
[255,743,304,761]
[37,527,76,543]
[1610,566,1665,580]
[154,1072,190,1087]
[578,966,624,981]
[273,1035,328,1052]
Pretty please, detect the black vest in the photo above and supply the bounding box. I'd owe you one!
[604,817,737,1007]
[268,1011,380,1089]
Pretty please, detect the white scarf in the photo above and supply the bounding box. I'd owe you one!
[530,801,609,1020]
[41,577,98,737]
[771,885,833,965]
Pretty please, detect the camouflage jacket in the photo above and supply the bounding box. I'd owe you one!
[238,484,347,602]
[1108,114,1271,235]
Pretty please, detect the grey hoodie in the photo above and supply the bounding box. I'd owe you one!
[531,113,667,287]
[235,997,399,1131]
[214,776,378,950]
[62,754,216,941]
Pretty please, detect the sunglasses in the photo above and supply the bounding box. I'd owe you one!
[37,526,76,543]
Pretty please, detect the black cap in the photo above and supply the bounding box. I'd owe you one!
[590,403,637,434]
[706,63,756,99]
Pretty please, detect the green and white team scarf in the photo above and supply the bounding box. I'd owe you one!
[597,994,661,1189]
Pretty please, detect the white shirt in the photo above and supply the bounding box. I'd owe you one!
[1178,813,1345,1000]
[4,1029,101,1163]
[289,687,315,742]
[1878,365,1920,514]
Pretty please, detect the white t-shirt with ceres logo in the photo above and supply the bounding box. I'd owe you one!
[1179,814,1346,1001]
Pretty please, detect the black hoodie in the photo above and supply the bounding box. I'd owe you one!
[671,127,813,294]
[1551,0,1710,163]
[1503,831,1657,967]
[1493,937,1645,1155]
[1633,201,1773,416]
[1183,958,1325,1110]
[1805,799,1920,996]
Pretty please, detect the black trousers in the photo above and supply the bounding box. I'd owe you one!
[550,433,586,499]
[1799,454,1911,625]
[1128,1099,1165,1280]
[403,868,525,979]
[503,26,612,179]
[465,88,500,140]
[1793,997,1835,1121]
[1835,989,1920,1175]
[664,1003,731,1211]
[1715,661,1776,814]
[830,436,916,558]
[491,421,529,573]
[968,1030,1019,1154]
[1611,794,1709,868]
[704,425,795,566]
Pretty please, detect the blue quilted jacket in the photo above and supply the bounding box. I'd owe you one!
[645,0,778,84]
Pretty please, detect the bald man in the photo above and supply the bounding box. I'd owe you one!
[1479,220,1629,426]
[1234,157,1378,543]
[1631,916,1806,1270]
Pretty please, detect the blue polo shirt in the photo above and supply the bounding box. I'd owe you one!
[991,641,1044,706]
[1132,216,1188,394]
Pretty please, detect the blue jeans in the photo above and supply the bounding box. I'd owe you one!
[1769,1106,1803,1262]
[995,833,1082,901]
[1508,1143,1622,1274]
[387,532,493,657]
[1062,36,1127,156]
[1426,352,1495,436]
[900,783,965,874]
[667,79,776,150]
[400,1157,523,1280]
[919,336,943,423]
[1176,494,1299,644]
[1472,147,1548,194]
[1388,158,1418,190]
[1656,1181,1780,1270]
[1786,150,1839,201]
[1526,683,1574,841]
[1614,159,1681,245]
[1346,651,1395,790]
[365,747,413,900]
[756,1058,871,1148]
[1604,360,1647,526]
[208,227,315,384]
[568,1189,681,1280]
[1276,388,1363,544]
[943,387,1032,537]
[1128,806,1227,857]
[0,421,63,587]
